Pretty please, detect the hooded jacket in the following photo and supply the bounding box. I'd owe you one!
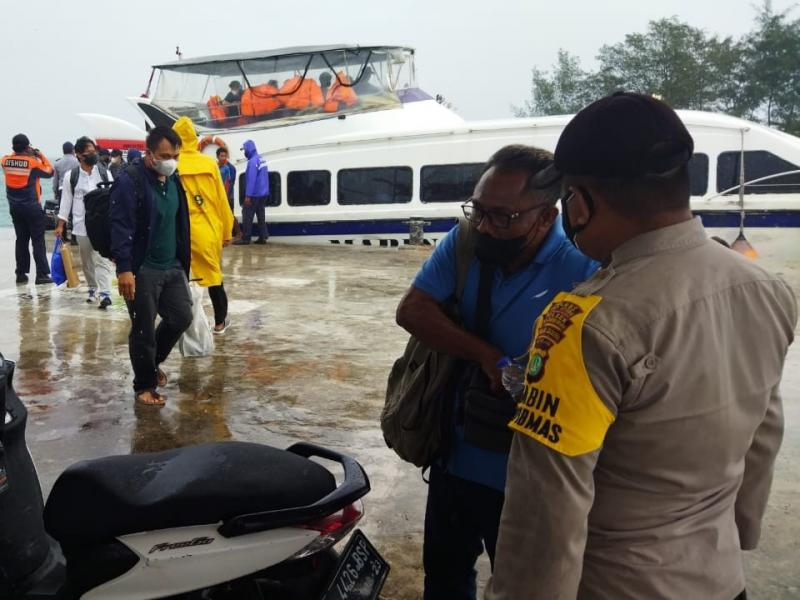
[173,117,234,287]
[243,140,269,198]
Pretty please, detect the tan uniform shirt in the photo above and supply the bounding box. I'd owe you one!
[485,218,797,600]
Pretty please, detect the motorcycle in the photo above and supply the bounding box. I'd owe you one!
[0,355,389,599]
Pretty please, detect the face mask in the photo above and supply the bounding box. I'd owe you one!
[153,158,178,177]
[561,189,594,247]
[83,153,99,166]
[475,232,529,266]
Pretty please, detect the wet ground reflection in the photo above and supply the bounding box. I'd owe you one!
[1,230,798,598]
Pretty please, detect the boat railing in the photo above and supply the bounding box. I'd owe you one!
[703,170,800,202]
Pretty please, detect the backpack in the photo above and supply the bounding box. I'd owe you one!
[83,165,144,260]
[380,219,477,467]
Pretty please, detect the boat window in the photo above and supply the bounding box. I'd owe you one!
[687,153,709,196]
[288,171,331,206]
[268,172,281,206]
[717,150,800,194]
[238,171,281,206]
[421,163,484,203]
[337,167,413,205]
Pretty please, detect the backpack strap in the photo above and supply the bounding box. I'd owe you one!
[69,167,80,195]
[98,164,109,184]
[454,217,477,302]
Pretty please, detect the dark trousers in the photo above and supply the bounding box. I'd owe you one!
[126,267,193,392]
[9,202,49,277]
[423,465,505,600]
[208,284,228,325]
[241,195,268,240]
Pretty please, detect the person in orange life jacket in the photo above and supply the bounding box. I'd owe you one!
[233,139,269,245]
[1,134,54,284]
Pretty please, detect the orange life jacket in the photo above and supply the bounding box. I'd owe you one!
[324,71,359,113]
[207,95,227,121]
[280,76,324,111]
[1,152,53,205]
[241,84,281,116]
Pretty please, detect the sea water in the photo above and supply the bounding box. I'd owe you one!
[0,170,55,228]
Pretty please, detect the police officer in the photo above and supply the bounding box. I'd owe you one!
[1,134,54,284]
[485,93,798,600]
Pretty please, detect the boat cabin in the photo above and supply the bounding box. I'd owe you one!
[141,45,423,131]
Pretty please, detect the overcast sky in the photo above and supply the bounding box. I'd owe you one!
[0,0,793,156]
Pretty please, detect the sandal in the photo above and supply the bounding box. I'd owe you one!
[156,368,168,387]
[135,389,166,407]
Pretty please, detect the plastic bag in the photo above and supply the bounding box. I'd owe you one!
[50,238,66,285]
[179,283,215,357]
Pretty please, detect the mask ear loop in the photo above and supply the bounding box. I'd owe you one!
[576,186,595,224]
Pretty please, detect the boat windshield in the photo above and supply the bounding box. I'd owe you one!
[149,46,417,130]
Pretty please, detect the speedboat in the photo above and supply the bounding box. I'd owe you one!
[80,44,800,260]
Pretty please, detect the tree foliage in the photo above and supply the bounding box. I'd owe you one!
[514,2,800,135]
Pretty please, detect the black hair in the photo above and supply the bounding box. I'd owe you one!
[216,147,229,157]
[565,164,690,218]
[74,136,96,154]
[484,144,560,204]
[146,126,181,152]
[111,149,123,157]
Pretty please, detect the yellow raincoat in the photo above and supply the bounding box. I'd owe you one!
[173,117,234,287]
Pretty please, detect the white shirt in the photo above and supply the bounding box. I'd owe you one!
[58,165,113,237]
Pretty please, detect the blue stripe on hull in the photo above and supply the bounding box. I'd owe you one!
[261,211,800,238]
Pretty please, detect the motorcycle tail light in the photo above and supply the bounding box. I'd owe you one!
[289,501,364,559]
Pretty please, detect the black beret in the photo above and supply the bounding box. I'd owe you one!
[554,92,694,179]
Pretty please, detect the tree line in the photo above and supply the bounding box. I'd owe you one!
[514,2,800,135]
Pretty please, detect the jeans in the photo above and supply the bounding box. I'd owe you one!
[9,202,49,277]
[423,464,505,600]
[241,195,269,241]
[126,266,193,392]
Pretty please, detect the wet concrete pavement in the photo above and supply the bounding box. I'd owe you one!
[1,229,798,599]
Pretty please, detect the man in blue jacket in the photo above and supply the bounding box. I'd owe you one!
[396,145,598,600]
[109,126,192,407]
[234,139,269,245]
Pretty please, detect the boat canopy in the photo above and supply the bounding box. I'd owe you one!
[147,45,419,130]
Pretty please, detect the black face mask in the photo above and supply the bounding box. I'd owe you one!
[561,188,594,247]
[83,153,99,166]
[475,232,528,267]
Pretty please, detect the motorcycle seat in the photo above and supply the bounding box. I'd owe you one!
[43,441,336,547]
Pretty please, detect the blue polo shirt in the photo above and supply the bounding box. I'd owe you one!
[412,218,598,491]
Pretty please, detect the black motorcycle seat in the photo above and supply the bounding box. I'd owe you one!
[43,442,336,547]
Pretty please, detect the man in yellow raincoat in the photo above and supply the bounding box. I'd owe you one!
[173,117,235,333]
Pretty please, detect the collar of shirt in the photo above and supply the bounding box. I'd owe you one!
[532,217,568,265]
[610,217,707,267]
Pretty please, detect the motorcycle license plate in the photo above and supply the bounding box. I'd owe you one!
[321,529,389,600]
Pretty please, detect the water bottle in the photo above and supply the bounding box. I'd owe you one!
[497,355,527,400]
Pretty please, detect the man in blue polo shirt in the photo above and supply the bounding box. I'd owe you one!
[396,145,597,600]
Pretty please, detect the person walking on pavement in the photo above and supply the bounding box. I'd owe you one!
[217,146,241,240]
[109,149,125,179]
[485,92,798,600]
[173,117,235,334]
[55,136,115,308]
[1,134,54,284]
[51,141,80,243]
[396,145,597,600]
[109,126,193,407]
[234,139,268,245]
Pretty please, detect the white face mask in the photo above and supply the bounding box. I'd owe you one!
[153,158,178,177]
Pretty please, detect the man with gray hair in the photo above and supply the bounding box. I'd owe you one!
[395,145,597,599]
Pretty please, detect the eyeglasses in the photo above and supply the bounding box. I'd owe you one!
[461,200,548,229]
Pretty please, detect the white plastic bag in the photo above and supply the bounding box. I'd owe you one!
[179,283,215,357]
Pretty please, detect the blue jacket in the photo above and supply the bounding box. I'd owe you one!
[109,162,191,277]
[243,139,269,199]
